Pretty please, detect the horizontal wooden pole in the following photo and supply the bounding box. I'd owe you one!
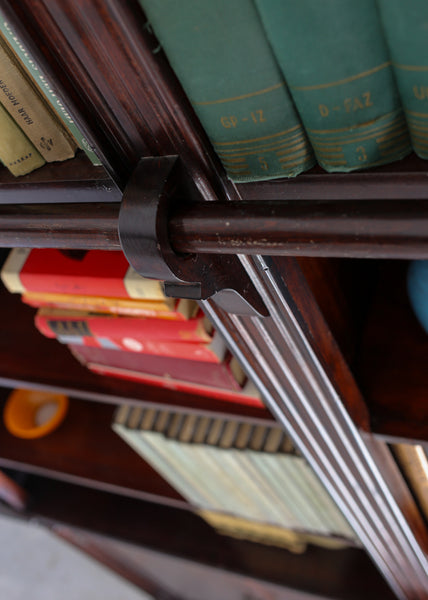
[0,203,121,249]
[0,200,427,258]
[169,199,428,259]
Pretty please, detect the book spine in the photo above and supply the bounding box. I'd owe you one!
[376,0,428,158]
[255,0,411,172]
[0,34,76,162]
[0,103,45,176]
[69,344,243,391]
[393,444,428,522]
[0,11,101,166]
[2,248,166,301]
[0,247,30,293]
[34,309,211,343]
[86,362,264,407]
[55,335,225,363]
[139,0,314,182]
[22,292,191,321]
[113,407,354,543]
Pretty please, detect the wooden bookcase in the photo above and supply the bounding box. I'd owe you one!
[0,1,427,599]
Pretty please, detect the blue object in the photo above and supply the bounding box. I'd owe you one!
[407,260,428,334]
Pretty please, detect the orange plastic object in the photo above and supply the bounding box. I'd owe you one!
[3,389,69,439]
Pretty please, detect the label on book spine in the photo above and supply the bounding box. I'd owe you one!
[139,0,315,182]
[377,0,428,159]
[0,104,45,176]
[255,0,412,172]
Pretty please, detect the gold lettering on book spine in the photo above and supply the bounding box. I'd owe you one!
[291,62,390,91]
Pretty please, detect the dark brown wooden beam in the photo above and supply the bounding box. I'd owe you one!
[0,154,121,205]
[0,203,121,249]
[169,199,428,259]
[0,199,427,259]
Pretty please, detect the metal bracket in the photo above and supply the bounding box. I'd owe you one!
[119,156,268,317]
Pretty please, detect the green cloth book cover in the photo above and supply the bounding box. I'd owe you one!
[255,0,411,172]
[377,0,428,159]
[139,0,315,182]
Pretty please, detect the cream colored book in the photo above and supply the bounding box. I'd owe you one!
[0,33,76,162]
[0,102,45,176]
[113,406,357,542]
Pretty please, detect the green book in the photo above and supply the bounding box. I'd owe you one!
[255,0,412,172]
[376,0,428,159]
[139,0,315,182]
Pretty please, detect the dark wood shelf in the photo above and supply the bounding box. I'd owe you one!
[0,152,120,204]
[0,1,427,597]
[7,475,395,600]
[357,261,428,443]
[238,153,428,201]
[0,394,188,508]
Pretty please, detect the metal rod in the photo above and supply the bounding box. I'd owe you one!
[0,203,121,249]
[0,200,427,258]
[169,200,428,259]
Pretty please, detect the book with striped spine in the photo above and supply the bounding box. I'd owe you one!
[376,0,428,158]
[255,0,412,172]
[113,405,356,543]
[139,0,315,182]
[0,102,45,176]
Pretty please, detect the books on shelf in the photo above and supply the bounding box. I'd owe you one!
[70,344,263,407]
[0,31,77,163]
[1,248,260,406]
[21,290,196,321]
[113,405,356,548]
[0,101,45,176]
[33,306,212,343]
[139,0,427,180]
[254,0,411,173]
[139,0,315,182]
[34,307,228,363]
[0,8,101,166]
[1,248,166,300]
[376,0,428,159]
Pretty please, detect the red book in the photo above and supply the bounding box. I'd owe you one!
[34,308,212,343]
[58,335,227,363]
[69,345,263,407]
[22,292,196,321]
[1,248,165,300]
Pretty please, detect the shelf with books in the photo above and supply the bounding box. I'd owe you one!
[0,391,360,552]
[0,151,119,204]
[4,0,421,201]
[0,281,272,421]
[0,1,427,598]
[2,1,428,213]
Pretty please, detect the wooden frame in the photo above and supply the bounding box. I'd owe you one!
[0,1,427,598]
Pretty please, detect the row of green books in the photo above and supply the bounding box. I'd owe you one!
[113,404,357,551]
[139,0,428,182]
[0,10,100,176]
